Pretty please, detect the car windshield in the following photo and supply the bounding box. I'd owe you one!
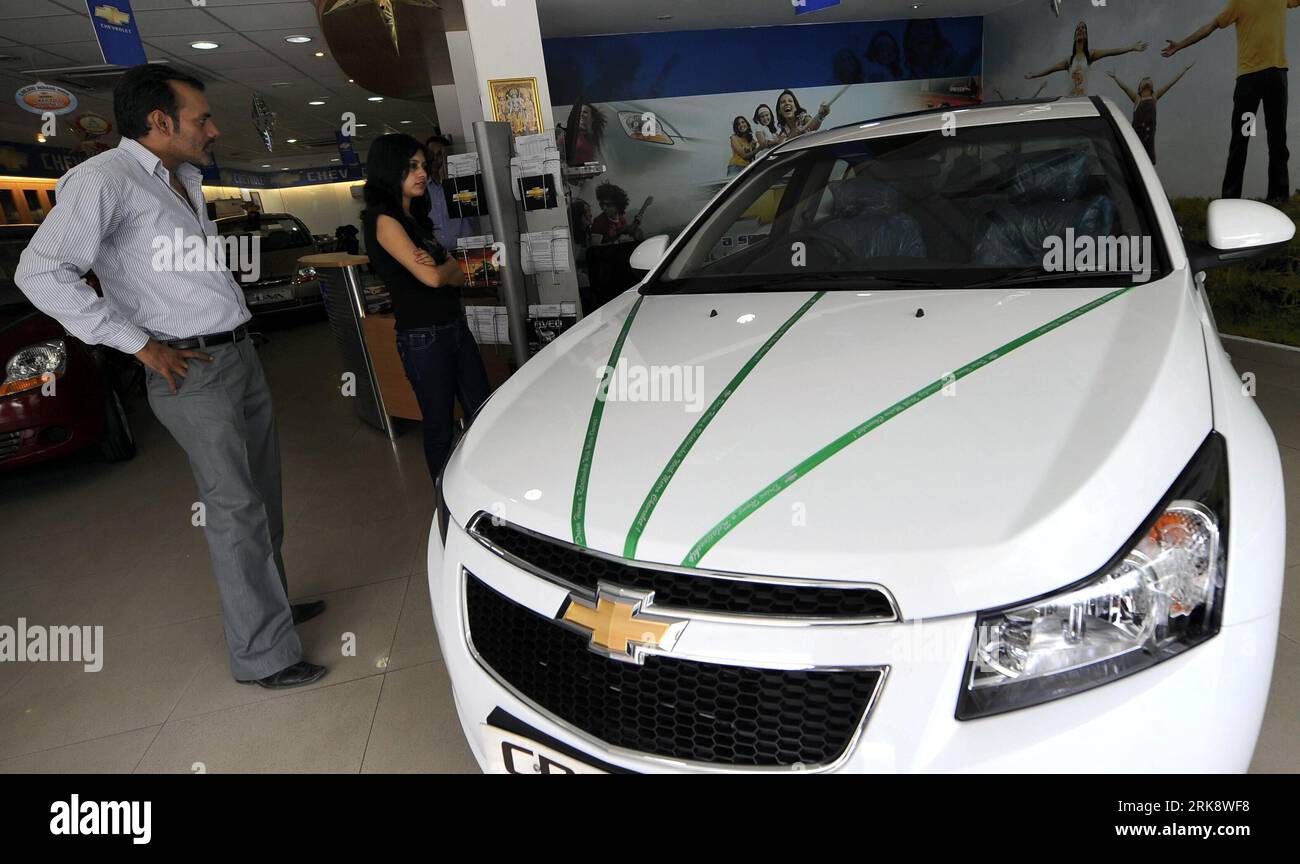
[648,116,1166,294]
[0,237,34,312]
[218,216,312,252]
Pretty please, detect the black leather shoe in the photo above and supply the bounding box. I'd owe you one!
[291,600,326,625]
[237,661,327,689]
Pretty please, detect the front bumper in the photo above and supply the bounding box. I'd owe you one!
[427,516,1278,773]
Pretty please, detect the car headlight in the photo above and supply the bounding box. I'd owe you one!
[957,432,1228,720]
[617,111,673,145]
[1,339,67,397]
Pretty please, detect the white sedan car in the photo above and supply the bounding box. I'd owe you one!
[428,97,1291,773]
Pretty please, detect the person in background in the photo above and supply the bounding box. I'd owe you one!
[865,30,905,81]
[424,133,475,249]
[1107,63,1195,164]
[1025,20,1148,97]
[363,134,488,484]
[564,99,607,166]
[1164,0,1300,201]
[590,182,644,245]
[752,104,783,151]
[776,89,829,141]
[15,64,327,689]
[728,116,758,176]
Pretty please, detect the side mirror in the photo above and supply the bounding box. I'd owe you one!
[629,234,670,271]
[1186,199,1295,272]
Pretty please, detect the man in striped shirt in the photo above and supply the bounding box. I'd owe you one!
[16,65,327,689]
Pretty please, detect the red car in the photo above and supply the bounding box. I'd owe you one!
[0,224,136,469]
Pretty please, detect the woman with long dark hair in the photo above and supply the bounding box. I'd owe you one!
[752,103,782,151]
[728,115,757,176]
[775,89,829,140]
[362,133,488,484]
[564,99,606,166]
[1024,20,1147,97]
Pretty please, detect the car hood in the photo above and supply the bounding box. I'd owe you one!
[444,275,1212,619]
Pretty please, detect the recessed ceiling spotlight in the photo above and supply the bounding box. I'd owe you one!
[190,41,220,50]
[314,51,325,58]
[330,158,340,162]
[399,120,412,124]
[367,96,383,102]
[348,79,354,83]
[281,167,290,171]
[286,138,298,143]
[308,100,326,106]
[261,164,270,168]
[354,123,368,127]
[284,35,313,44]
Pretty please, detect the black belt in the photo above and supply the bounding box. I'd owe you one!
[165,325,250,351]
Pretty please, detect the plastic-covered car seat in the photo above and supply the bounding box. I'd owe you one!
[820,174,927,259]
[972,149,1115,266]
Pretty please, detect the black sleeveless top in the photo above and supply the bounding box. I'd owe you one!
[363,205,461,329]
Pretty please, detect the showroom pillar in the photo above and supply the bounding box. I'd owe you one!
[432,30,485,153]
[459,0,580,309]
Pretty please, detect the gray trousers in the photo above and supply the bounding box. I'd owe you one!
[146,337,302,680]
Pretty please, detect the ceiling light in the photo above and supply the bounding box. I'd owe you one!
[348,79,354,83]
[308,100,326,106]
[271,82,293,88]
[399,120,412,124]
[284,35,313,44]
[314,51,325,58]
[367,96,383,102]
[35,132,46,143]
[261,164,270,168]
[190,41,220,50]
[286,138,298,143]
[281,168,290,171]
[330,158,340,162]
[355,123,367,127]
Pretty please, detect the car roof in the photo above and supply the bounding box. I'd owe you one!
[776,96,1107,154]
[215,212,298,222]
[0,224,39,239]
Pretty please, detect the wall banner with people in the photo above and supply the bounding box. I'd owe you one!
[542,16,982,309]
[985,0,1300,346]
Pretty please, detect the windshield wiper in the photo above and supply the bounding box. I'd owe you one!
[961,269,1146,291]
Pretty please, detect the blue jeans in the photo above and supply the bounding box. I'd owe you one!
[396,318,491,483]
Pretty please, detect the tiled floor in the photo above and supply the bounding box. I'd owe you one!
[0,321,1295,773]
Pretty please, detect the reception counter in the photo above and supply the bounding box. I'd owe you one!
[299,252,511,439]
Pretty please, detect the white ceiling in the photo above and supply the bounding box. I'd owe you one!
[0,0,448,171]
[0,0,1026,173]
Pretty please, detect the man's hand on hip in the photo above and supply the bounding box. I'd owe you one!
[134,338,213,393]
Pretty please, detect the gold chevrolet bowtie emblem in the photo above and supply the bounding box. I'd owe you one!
[94,4,131,26]
[559,585,686,664]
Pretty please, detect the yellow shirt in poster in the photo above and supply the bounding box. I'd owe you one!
[1217,0,1300,76]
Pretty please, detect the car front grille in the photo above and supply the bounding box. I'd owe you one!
[468,513,896,621]
[0,430,20,461]
[465,572,884,769]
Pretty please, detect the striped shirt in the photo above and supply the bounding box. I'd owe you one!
[15,137,250,354]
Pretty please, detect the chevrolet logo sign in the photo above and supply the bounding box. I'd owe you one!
[94,5,131,26]
[558,584,686,664]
